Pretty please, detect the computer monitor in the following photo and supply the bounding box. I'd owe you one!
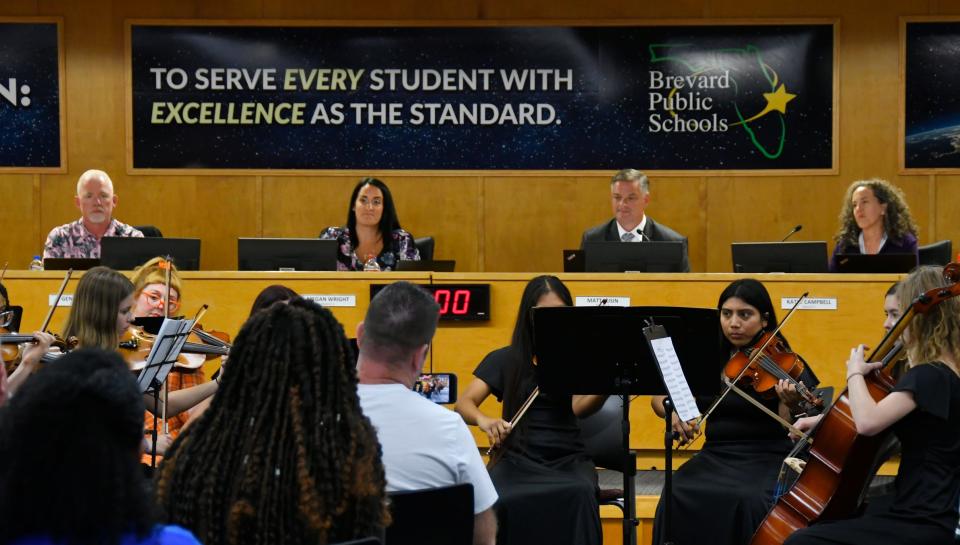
[41,258,100,271]
[834,253,917,274]
[562,249,586,273]
[237,238,339,271]
[731,242,828,273]
[100,237,201,271]
[583,241,685,273]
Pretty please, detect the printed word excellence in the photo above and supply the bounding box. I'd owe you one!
[151,102,307,125]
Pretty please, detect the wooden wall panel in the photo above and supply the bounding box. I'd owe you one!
[0,175,40,267]
[2,0,959,273]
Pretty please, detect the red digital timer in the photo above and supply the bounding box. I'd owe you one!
[369,284,490,321]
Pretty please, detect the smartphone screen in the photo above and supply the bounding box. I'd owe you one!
[413,373,457,404]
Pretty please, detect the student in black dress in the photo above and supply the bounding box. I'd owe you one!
[454,275,606,545]
[650,278,817,545]
[786,266,960,545]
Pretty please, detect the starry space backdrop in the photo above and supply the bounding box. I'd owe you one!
[0,22,61,168]
[131,24,833,170]
[904,22,960,169]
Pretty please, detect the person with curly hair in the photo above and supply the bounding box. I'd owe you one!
[155,297,389,545]
[0,347,201,545]
[830,178,919,272]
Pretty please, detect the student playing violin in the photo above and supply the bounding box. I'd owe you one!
[650,278,819,545]
[129,257,207,453]
[56,267,219,419]
[785,266,960,545]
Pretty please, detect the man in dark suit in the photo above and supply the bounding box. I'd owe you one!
[580,169,690,272]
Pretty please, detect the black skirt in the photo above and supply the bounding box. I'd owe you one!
[652,439,789,545]
[489,452,602,545]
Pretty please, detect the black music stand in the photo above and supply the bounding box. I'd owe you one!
[135,318,193,467]
[533,306,721,545]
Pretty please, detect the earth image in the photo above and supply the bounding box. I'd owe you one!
[905,124,960,168]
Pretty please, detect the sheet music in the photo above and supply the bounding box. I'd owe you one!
[649,337,701,422]
[137,318,193,393]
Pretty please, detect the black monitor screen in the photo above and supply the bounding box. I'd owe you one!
[731,242,828,273]
[834,253,917,274]
[583,241,685,273]
[100,237,201,271]
[237,238,338,271]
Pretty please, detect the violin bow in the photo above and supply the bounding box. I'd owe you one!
[681,292,809,448]
[486,386,539,457]
[159,256,173,433]
[0,261,8,283]
[40,269,73,333]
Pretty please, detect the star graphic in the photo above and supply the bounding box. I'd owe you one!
[730,84,798,126]
[763,84,797,114]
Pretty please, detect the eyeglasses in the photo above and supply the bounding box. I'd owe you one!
[140,290,181,313]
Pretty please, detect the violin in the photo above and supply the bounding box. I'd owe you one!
[724,331,823,409]
[118,325,230,372]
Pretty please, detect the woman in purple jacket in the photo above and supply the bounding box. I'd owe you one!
[829,178,919,272]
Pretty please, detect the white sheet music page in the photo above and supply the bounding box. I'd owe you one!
[649,337,701,422]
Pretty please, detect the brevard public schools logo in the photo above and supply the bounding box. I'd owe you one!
[0,78,32,107]
[647,44,797,160]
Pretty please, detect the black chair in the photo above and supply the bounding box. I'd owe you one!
[579,396,634,513]
[134,225,164,238]
[386,483,473,545]
[414,236,435,261]
[918,240,952,266]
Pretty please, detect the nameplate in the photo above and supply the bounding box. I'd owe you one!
[48,294,73,307]
[781,297,836,310]
[303,294,356,307]
[575,296,630,307]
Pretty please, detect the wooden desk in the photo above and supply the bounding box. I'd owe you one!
[5,270,900,463]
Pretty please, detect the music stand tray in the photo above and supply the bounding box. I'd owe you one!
[532,305,721,545]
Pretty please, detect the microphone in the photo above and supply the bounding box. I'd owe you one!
[781,224,802,242]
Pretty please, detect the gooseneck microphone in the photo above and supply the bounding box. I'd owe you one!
[781,224,803,242]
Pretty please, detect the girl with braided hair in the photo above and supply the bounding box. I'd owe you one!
[155,297,389,545]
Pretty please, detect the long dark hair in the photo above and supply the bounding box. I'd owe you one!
[346,177,402,251]
[248,284,299,316]
[155,297,388,545]
[717,278,786,354]
[0,348,156,545]
[503,275,573,421]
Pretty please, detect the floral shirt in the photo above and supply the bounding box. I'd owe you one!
[319,226,420,271]
[43,218,144,259]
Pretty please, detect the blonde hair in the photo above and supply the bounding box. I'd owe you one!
[63,267,134,351]
[131,256,183,300]
[897,266,960,375]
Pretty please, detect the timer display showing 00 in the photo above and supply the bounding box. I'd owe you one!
[434,288,471,315]
[368,284,490,322]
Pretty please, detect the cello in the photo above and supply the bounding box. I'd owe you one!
[750,263,960,544]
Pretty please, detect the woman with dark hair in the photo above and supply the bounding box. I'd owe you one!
[455,275,606,545]
[248,284,299,315]
[320,177,420,271]
[649,278,819,545]
[155,297,389,545]
[0,348,201,545]
[785,266,960,545]
[830,178,919,271]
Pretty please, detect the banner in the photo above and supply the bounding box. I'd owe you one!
[129,22,835,172]
[0,19,63,171]
[903,19,960,171]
